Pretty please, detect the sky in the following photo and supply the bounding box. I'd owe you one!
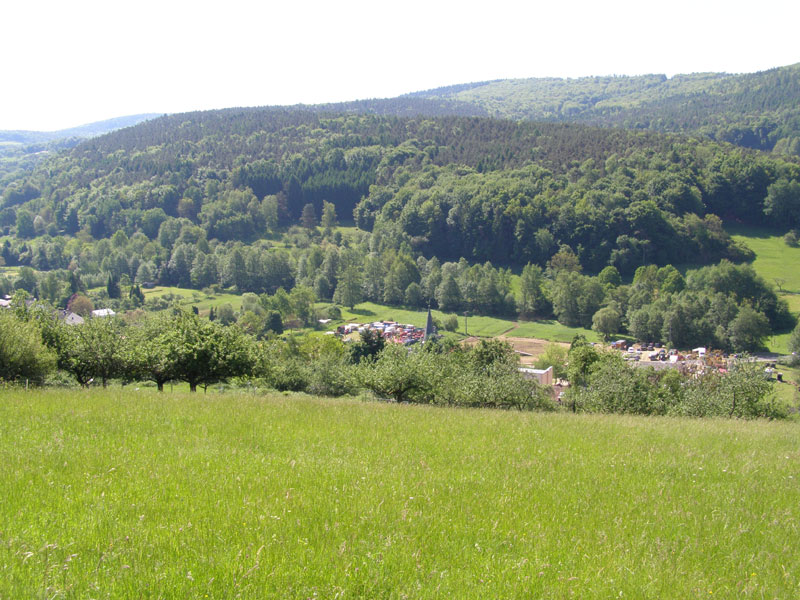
[1,0,798,131]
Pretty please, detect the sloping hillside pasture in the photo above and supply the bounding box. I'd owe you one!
[727,226,800,354]
[335,302,597,342]
[1,390,798,598]
[728,227,800,294]
[139,286,245,314]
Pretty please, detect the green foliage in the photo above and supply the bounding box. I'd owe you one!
[788,320,800,354]
[55,316,129,387]
[533,342,569,380]
[416,64,800,154]
[168,311,255,392]
[551,271,604,328]
[356,344,435,403]
[763,178,800,228]
[355,340,554,411]
[300,203,317,229]
[591,306,622,341]
[106,274,121,299]
[0,311,56,383]
[348,329,385,364]
[442,314,459,332]
[568,354,785,419]
[597,265,622,287]
[470,338,517,371]
[570,353,680,415]
[566,340,602,387]
[678,359,785,419]
[333,265,363,309]
[127,313,181,390]
[728,306,771,352]
[518,263,547,316]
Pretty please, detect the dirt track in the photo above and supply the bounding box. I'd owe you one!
[463,336,570,365]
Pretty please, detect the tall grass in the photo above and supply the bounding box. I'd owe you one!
[1,390,798,598]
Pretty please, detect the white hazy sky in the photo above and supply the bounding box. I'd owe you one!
[1,0,798,131]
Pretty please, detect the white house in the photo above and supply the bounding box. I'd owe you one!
[518,366,554,386]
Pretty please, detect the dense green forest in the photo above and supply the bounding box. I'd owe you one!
[0,113,161,189]
[409,63,800,155]
[3,109,799,271]
[2,97,800,355]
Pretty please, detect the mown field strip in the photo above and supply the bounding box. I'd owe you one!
[1,390,798,598]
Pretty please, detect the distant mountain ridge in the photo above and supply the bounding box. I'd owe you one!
[403,64,800,154]
[0,114,162,144]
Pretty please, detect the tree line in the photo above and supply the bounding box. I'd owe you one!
[0,302,788,419]
[1,234,793,353]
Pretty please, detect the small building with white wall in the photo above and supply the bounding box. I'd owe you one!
[518,366,554,386]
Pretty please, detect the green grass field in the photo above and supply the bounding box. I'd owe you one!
[336,302,596,341]
[728,226,800,294]
[727,225,800,353]
[1,390,798,598]
[140,286,245,313]
[511,319,599,342]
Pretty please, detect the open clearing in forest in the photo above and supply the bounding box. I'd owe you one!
[727,225,800,354]
[728,225,800,293]
[1,389,798,598]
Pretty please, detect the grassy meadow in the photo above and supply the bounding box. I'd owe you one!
[139,286,245,314]
[1,389,798,598]
[726,225,800,354]
[335,302,597,342]
[728,226,800,294]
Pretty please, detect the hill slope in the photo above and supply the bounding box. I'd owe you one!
[408,64,800,154]
[0,113,162,144]
[3,109,799,268]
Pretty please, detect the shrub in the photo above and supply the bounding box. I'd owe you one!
[0,312,56,383]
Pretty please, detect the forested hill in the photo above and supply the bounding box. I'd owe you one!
[0,114,162,144]
[0,114,163,185]
[406,64,800,155]
[3,107,800,281]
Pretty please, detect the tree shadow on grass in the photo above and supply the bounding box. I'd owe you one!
[350,308,376,317]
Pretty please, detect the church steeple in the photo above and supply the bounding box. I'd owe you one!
[424,307,435,342]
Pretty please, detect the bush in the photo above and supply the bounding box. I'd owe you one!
[443,315,459,332]
[567,354,785,419]
[0,312,56,383]
[307,355,356,397]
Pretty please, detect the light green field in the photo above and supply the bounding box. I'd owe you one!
[772,364,800,407]
[728,226,800,294]
[782,293,800,313]
[337,302,595,340]
[338,302,517,337]
[727,226,800,353]
[510,319,599,342]
[1,390,798,598]
[141,286,244,313]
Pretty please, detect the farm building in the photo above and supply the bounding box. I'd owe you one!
[518,366,554,386]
